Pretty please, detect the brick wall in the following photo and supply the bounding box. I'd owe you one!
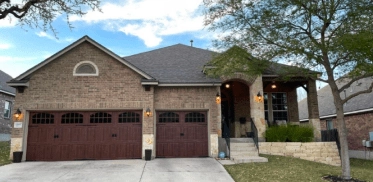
[320,112,373,150]
[154,86,219,134]
[11,42,155,155]
[0,93,14,134]
[260,142,341,166]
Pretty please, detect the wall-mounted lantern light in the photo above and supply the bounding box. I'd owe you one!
[271,81,277,89]
[216,92,221,104]
[225,83,230,89]
[254,92,264,103]
[14,109,22,120]
[145,108,152,117]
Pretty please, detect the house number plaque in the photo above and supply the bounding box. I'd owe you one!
[14,122,23,128]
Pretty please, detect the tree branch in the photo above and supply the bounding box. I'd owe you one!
[338,74,373,93]
[342,81,373,104]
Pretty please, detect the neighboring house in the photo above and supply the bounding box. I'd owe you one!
[0,70,16,141]
[299,77,373,159]
[7,36,321,161]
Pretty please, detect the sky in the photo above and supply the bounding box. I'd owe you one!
[0,0,217,78]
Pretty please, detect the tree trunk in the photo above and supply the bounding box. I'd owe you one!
[332,91,351,179]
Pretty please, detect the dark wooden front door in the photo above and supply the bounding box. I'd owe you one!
[156,111,208,158]
[27,111,142,161]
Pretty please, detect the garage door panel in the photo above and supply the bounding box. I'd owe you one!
[156,111,208,158]
[27,111,142,161]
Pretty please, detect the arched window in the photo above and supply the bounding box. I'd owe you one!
[119,112,140,123]
[90,112,111,123]
[32,113,54,124]
[159,112,179,123]
[185,112,205,123]
[61,113,83,124]
[73,61,99,76]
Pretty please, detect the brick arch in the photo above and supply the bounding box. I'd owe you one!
[220,73,258,86]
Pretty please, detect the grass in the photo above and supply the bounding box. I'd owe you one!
[225,154,373,182]
[0,141,12,166]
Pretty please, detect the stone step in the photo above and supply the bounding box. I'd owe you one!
[231,152,259,158]
[230,143,256,148]
[230,138,254,143]
[232,156,268,164]
[231,150,259,155]
[230,147,257,152]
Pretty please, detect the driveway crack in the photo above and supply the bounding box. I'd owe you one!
[139,161,147,182]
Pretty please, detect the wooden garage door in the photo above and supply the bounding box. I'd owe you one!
[27,111,142,161]
[156,111,208,158]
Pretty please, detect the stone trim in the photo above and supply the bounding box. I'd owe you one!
[259,142,341,166]
[73,61,99,76]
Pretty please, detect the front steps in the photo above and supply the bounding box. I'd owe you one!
[229,138,268,164]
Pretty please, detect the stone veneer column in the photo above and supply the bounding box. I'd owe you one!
[307,79,321,141]
[249,76,266,141]
[287,88,300,124]
[9,106,25,160]
[142,86,155,159]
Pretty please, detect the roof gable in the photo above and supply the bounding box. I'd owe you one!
[13,36,153,82]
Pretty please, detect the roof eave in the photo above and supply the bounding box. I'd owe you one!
[0,89,16,96]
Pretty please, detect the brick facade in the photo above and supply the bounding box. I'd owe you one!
[11,42,154,156]
[10,41,221,159]
[0,93,14,134]
[320,112,373,151]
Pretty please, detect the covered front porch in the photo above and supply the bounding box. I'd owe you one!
[218,73,321,142]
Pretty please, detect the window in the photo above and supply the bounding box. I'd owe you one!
[32,113,54,124]
[159,112,179,123]
[264,93,269,122]
[3,101,11,119]
[326,119,334,130]
[119,112,140,123]
[185,112,205,122]
[264,93,288,123]
[90,112,112,123]
[272,93,288,122]
[61,113,83,124]
[73,61,99,76]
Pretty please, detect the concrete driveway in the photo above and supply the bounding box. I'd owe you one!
[0,158,234,182]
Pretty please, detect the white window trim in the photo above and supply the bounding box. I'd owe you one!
[73,61,99,76]
[264,92,288,122]
[4,100,11,119]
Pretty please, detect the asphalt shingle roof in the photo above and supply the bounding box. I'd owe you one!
[124,44,221,84]
[299,77,373,120]
[0,70,15,95]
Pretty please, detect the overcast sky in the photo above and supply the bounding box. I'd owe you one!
[1,0,217,78]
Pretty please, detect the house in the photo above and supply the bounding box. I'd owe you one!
[299,77,373,159]
[7,36,321,161]
[0,70,15,141]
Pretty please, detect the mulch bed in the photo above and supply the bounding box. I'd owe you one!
[323,175,366,182]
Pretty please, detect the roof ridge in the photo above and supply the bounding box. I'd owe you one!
[124,43,214,58]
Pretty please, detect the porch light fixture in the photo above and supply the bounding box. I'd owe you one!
[225,83,230,89]
[14,109,22,119]
[255,92,264,103]
[271,81,277,89]
[145,108,152,117]
[216,92,221,104]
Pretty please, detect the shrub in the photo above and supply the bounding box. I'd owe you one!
[265,124,314,142]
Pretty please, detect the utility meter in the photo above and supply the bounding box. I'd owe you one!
[366,141,372,148]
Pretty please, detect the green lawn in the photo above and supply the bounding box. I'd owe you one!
[225,154,373,182]
[0,141,12,166]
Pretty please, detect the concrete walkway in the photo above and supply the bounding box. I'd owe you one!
[0,158,234,182]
